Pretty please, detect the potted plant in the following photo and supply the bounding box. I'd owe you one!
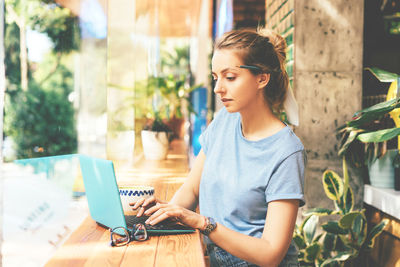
[140,111,171,160]
[294,159,389,266]
[337,68,400,188]
[109,46,202,160]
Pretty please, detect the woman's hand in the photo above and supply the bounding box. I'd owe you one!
[143,202,205,230]
[129,196,167,217]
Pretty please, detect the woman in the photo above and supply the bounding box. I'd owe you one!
[132,28,305,267]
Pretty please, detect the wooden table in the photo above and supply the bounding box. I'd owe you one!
[44,217,205,267]
[45,140,206,267]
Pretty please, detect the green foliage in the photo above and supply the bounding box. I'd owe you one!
[142,112,171,133]
[3,0,79,160]
[337,68,400,167]
[5,81,77,158]
[295,159,389,267]
[110,46,202,133]
[5,0,80,54]
[31,3,80,53]
[4,22,21,86]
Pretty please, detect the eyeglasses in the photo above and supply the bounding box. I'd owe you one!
[110,224,148,247]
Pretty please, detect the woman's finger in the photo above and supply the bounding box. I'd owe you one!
[146,206,177,225]
[147,212,172,226]
[144,202,163,216]
[141,196,157,208]
[130,197,147,209]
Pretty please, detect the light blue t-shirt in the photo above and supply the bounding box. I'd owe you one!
[199,107,305,255]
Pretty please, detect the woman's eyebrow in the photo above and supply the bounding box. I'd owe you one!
[211,67,238,75]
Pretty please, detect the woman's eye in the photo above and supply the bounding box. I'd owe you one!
[226,76,236,81]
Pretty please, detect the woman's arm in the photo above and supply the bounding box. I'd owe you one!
[207,199,299,267]
[133,150,206,214]
[169,150,206,210]
[146,198,299,267]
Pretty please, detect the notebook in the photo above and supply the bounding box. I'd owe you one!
[78,155,195,235]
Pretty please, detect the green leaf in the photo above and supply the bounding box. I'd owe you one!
[342,158,349,193]
[304,242,321,263]
[347,98,400,128]
[293,234,307,250]
[322,170,344,201]
[320,252,354,267]
[343,186,354,213]
[303,215,319,245]
[323,233,337,251]
[338,129,363,156]
[366,219,389,249]
[303,208,335,217]
[357,127,400,143]
[322,221,348,235]
[352,213,367,246]
[339,212,361,229]
[365,67,398,82]
[334,235,348,251]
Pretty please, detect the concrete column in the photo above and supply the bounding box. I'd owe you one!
[294,0,364,209]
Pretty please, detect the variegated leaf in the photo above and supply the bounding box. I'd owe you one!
[366,219,389,249]
[322,170,344,201]
[339,212,361,229]
[322,221,348,235]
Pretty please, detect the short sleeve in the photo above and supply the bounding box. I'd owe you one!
[265,150,306,207]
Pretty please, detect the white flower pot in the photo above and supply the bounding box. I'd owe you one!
[368,149,397,189]
[141,130,169,160]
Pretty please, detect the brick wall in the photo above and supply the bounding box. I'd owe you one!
[233,0,265,29]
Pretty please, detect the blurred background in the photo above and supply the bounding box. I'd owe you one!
[1,0,400,266]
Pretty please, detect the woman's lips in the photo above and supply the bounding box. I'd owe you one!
[221,98,233,102]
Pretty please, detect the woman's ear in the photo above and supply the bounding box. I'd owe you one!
[258,73,270,89]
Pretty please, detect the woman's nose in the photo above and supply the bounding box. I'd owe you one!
[213,80,224,94]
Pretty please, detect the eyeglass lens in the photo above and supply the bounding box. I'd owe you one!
[134,224,148,241]
[110,227,130,247]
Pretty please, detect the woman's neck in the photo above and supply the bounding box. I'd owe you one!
[239,99,285,141]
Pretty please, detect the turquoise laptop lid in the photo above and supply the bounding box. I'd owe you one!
[78,155,127,230]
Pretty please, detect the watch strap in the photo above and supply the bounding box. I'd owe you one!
[200,217,217,236]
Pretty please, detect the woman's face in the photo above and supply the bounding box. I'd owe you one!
[211,49,269,113]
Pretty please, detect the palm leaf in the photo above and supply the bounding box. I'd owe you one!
[365,67,398,82]
[357,127,400,143]
[347,98,400,127]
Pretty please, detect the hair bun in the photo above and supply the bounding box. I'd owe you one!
[258,28,287,62]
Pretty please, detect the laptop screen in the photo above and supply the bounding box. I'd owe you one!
[79,155,127,230]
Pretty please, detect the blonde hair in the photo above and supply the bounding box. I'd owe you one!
[214,28,289,111]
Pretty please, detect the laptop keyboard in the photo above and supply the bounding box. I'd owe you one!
[125,215,194,231]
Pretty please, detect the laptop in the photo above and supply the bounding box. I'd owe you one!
[78,155,195,235]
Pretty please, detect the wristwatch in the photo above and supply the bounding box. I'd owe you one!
[200,217,217,236]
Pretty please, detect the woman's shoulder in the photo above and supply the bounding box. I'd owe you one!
[277,126,305,155]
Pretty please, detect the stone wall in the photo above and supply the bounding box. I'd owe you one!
[293,0,364,209]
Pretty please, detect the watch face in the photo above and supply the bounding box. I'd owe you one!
[203,217,216,236]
